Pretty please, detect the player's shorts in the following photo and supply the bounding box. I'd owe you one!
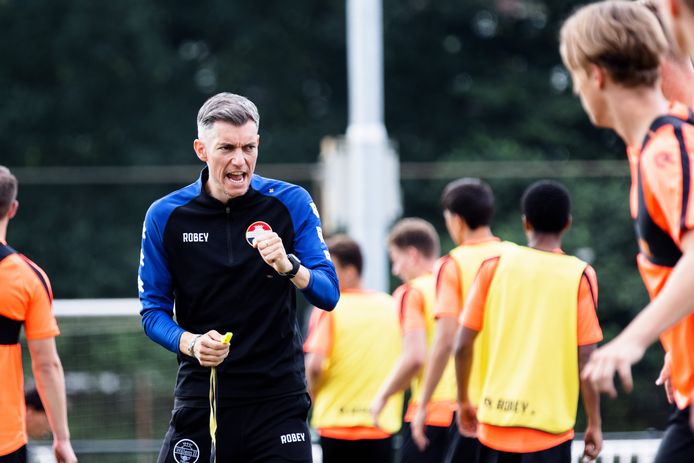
[0,446,26,463]
[157,392,312,463]
[443,419,481,463]
[398,419,480,463]
[654,405,694,463]
[398,421,449,463]
[478,440,571,463]
[320,435,393,463]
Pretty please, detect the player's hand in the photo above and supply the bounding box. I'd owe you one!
[253,232,292,274]
[195,330,230,367]
[581,336,646,398]
[411,405,429,451]
[456,401,478,438]
[370,394,386,429]
[655,352,674,404]
[582,424,602,461]
[54,438,78,463]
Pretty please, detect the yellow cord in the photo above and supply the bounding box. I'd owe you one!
[209,332,233,463]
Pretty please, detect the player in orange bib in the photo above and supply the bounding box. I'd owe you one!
[641,0,694,423]
[0,166,76,463]
[560,2,694,459]
[454,180,603,462]
[304,235,402,463]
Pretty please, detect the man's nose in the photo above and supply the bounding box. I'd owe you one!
[230,150,244,165]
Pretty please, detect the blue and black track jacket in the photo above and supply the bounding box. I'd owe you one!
[138,167,339,401]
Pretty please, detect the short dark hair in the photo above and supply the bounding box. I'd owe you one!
[441,178,495,229]
[521,180,571,233]
[0,166,18,218]
[326,234,363,276]
[25,388,44,412]
[388,218,440,259]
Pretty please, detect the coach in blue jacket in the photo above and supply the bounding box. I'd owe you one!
[138,92,339,463]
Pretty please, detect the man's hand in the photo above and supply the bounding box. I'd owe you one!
[456,401,478,438]
[655,353,674,404]
[370,394,387,429]
[582,233,694,397]
[411,405,429,451]
[194,330,230,367]
[254,232,292,274]
[581,336,646,397]
[54,438,78,463]
[582,424,602,461]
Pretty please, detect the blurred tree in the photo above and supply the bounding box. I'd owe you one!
[2,0,670,433]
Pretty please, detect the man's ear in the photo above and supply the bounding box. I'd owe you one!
[590,63,607,90]
[522,215,532,233]
[193,139,207,162]
[6,200,18,220]
[563,215,573,233]
[454,214,467,234]
[407,246,420,263]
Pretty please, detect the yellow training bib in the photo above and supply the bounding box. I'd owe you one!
[476,246,585,434]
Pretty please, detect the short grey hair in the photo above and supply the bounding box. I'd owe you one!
[196,92,260,136]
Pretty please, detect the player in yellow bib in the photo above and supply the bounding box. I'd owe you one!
[455,180,603,462]
[304,235,402,463]
[411,178,513,462]
[370,218,447,463]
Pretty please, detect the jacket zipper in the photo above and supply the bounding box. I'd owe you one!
[226,206,233,264]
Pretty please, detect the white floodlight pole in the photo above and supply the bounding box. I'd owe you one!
[345,0,392,291]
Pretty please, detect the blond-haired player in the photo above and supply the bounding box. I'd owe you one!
[561,1,694,459]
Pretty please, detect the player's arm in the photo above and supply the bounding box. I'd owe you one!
[584,230,694,395]
[579,344,602,460]
[373,330,426,404]
[371,288,427,426]
[576,267,602,459]
[27,337,77,463]
[452,258,496,438]
[415,317,457,410]
[655,352,674,404]
[454,326,480,437]
[410,257,460,449]
[409,316,457,449]
[304,308,333,400]
[305,352,326,400]
[413,258,459,412]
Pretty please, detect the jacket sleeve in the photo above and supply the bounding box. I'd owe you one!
[138,203,185,353]
[291,190,340,311]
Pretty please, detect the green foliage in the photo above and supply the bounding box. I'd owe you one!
[5,0,673,438]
